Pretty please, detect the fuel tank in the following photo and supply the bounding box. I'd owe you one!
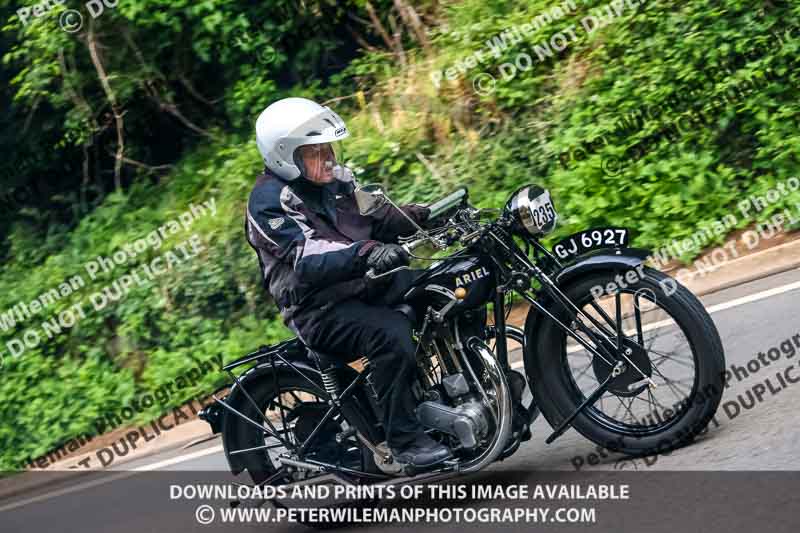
[404,254,496,313]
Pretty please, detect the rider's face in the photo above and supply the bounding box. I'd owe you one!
[298,143,337,185]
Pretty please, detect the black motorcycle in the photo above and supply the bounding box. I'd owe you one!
[200,183,725,489]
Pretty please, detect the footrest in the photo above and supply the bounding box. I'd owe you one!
[402,458,461,477]
[443,459,461,473]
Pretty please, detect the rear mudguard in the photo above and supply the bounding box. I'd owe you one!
[523,247,651,430]
[201,348,370,475]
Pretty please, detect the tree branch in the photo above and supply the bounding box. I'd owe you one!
[121,28,215,139]
[364,1,397,52]
[346,24,379,53]
[119,156,173,172]
[58,48,101,213]
[386,10,407,69]
[393,0,432,52]
[86,19,124,192]
[177,73,220,107]
[21,95,41,135]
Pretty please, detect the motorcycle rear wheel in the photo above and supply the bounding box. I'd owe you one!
[224,371,381,486]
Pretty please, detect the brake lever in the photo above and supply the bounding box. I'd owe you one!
[365,265,410,280]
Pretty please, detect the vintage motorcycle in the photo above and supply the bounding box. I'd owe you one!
[200,183,725,490]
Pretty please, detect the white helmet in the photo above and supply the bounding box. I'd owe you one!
[255,97,350,180]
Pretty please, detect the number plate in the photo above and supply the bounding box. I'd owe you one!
[551,227,630,261]
[528,190,557,232]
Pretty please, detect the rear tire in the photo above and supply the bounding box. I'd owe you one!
[222,370,381,485]
[527,267,725,456]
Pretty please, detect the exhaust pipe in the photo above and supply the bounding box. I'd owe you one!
[455,337,513,473]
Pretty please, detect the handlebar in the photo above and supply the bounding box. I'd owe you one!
[366,189,470,281]
[427,188,468,219]
[365,241,418,281]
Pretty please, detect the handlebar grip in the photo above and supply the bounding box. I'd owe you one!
[427,188,468,219]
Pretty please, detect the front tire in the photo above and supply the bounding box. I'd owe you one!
[527,266,725,456]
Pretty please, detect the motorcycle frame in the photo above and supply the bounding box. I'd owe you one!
[205,221,654,478]
[476,226,658,442]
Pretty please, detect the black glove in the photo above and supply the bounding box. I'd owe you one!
[366,243,410,274]
[404,204,431,224]
[406,204,445,230]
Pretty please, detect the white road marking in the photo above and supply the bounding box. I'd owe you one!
[130,444,224,472]
[0,472,136,514]
[704,277,800,314]
[0,445,226,514]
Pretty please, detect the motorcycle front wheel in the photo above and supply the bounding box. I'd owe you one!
[529,266,725,456]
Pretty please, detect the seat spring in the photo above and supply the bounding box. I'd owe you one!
[321,369,340,397]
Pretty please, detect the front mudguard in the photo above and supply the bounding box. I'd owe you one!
[522,247,651,431]
[552,247,651,286]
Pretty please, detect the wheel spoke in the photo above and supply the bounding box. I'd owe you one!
[650,366,688,403]
[573,361,595,382]
[653,354,696,370]
[633,296,645,345]
[588,300,620,338]
[615,292,623,351]
[649,347,694,359]
[288,390,305,404]
[646,386,669,413]
[564,284,703,433]
[617,396,637,423]
[611,397,625,420]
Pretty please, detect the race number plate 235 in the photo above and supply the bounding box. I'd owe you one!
[551,227,630,261]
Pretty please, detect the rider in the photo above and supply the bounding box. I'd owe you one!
[245,97,452,468]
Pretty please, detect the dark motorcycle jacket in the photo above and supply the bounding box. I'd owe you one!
[245,168,428,324]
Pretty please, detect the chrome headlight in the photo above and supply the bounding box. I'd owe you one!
[505,185,558,237]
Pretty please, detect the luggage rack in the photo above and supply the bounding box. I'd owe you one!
[200,337,311,436]
[221,337,306,372]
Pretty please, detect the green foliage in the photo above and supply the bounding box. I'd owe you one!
[0,134,291,469]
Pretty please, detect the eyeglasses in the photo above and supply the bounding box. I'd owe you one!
[298,143,336,161]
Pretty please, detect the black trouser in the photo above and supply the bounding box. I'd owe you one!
[289,272,423,449]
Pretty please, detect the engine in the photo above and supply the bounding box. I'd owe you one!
[413,320,494,451]
[416,395,489,450]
